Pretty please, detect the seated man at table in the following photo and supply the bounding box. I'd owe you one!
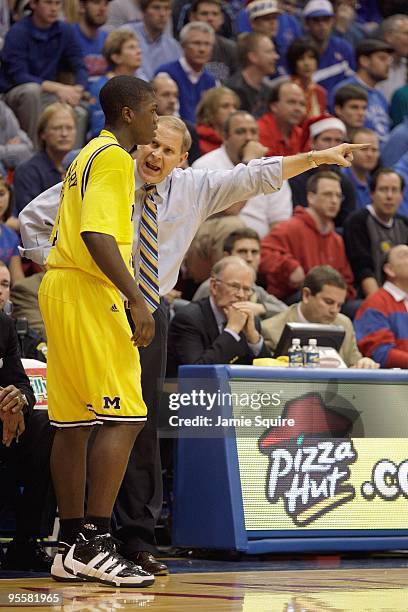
[261,265,378,369]
[354,244,408,369]
[166,256,270,377]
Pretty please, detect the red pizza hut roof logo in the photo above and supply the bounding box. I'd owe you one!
[258,392,358,526]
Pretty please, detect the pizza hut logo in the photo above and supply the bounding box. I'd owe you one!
[258,393,358,526]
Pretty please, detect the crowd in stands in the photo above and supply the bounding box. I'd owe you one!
[1,0,408,575]
[1,0,408,371]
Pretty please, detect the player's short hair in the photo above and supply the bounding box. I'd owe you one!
[223,228,260,253]
[286,37,320,76]
[306,170,341,193]
[334,84,368,108]
[303,266,347,295]
[157,115,192,153]
[103,29,139,64]
[99,76,154,125]
[370,168,405,193]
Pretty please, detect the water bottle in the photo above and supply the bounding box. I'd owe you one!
[304,338,320,368]
[288,338,304,367]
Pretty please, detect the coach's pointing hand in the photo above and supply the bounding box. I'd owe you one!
[314,143,370,168]
[129,300,155,347]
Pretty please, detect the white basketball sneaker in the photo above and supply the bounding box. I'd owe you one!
[62,533,155,587]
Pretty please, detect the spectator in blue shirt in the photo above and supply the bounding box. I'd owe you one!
[329,39,394,148]
[342,127,380,210]
[13,102,77,216]
[122,0,181,80]
[394,150,408,217]
[0,0,87,145]
[0,177,24,284]
[302,0,355,92]
[381,117,408,168]
[73,0,110,87]
[155,21,216,123]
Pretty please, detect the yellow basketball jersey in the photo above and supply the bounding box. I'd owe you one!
[47,130,135,284]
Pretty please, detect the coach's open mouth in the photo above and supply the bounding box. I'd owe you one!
[145,161,161,173]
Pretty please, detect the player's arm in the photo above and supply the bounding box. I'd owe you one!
[281,143,369,181]
[81,232,155,347]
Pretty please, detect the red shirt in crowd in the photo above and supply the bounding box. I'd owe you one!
[257,113,303,157]
[259,206,356,300]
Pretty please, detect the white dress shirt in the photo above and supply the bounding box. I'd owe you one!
[192,145,292,238]
[19,156,283,294]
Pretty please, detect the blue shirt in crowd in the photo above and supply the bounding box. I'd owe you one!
[330,75,390,147]
[72,23,107,87]
[394,151,408,217]
[342,166,371,210]
[313,35,355,92]
[155,59,216,123]
[122,21,181,81]
[0,16,88,92]
[381,117,408,167]
[13,151,63,216]
[0,224,19,266]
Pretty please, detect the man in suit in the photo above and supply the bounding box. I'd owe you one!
[10,271,45,339]
[261,265,378,369]
[0,309,55,571]
[167,256,270,376]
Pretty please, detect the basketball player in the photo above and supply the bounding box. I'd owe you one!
[38,76,158,587]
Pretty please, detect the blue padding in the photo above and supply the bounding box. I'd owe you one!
[245,537,408,554]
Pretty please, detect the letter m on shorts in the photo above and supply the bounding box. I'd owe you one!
[103,396,121,410]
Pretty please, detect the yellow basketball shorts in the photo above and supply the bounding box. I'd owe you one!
[38,268,147,428]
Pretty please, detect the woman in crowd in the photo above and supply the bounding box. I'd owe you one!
[88,29,144,139]
[286,37,327,120]
[196,86,240,155]
[0,176,24,284]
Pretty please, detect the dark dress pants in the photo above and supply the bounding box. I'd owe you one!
[113,300,169,553]
[0,409,56,539]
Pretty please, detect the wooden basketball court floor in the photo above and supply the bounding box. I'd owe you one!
[1,555,408,611]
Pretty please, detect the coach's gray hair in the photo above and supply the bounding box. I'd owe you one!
[179,21,215,44]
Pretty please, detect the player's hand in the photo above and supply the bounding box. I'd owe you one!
[129,302,155,347]
[314,143,370,168]
[1,411,25,447]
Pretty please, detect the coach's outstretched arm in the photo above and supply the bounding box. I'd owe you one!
[281,143,368,181]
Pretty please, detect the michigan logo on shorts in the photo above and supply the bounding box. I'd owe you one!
[103,396,121,410]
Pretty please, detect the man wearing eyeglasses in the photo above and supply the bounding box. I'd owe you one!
[260,170,355,304]
[166,256,270,376]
